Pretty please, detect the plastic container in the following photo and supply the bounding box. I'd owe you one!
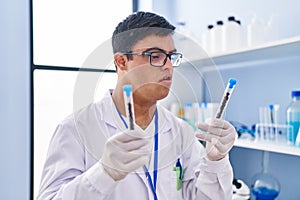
[247,15,264,47]
[264,17,278,43]
[176,21,188,41]
[184,102,195,128]
[169,102,180,117]
[235,20,246,49]
[222,16,244,52]
[211,20,223,54]
[286,90,300,145]
[201,24,214,54]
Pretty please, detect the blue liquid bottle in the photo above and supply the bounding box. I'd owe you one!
[286,90,300,145]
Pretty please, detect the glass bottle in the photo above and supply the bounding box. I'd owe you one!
[286,90,300,145]
[251,151,280,200]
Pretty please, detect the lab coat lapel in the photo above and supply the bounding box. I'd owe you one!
[97,92,128,132]
[134,166,148,185]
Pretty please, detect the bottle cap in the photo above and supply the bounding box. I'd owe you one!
[208,25,214,29]
[216,21,223,25]
[228,16,235,21]
[184,102,193,107]
[177,21,186,26]
[292,90,300,97]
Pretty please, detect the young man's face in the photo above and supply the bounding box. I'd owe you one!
[123,34,176,105]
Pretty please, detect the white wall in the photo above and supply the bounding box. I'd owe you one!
[0,0,30,199]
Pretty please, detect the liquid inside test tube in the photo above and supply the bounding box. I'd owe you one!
[215,78,237,119]
[123,85,135,130]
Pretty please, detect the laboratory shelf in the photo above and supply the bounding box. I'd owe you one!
[186,35,300,68]
[234,139,300,157]
[179,36,300,157]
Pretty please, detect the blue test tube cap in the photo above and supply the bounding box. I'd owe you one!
[269,104,274,110]
[228,78,237,89]
[123,85,132,97]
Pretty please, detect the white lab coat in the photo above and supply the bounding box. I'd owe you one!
[37,92,233,200]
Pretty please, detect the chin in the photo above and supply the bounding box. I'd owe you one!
[134,83,170,102]
[155,86,170,100]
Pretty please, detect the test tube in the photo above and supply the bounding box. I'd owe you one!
[273,104,280,141]
[215,78,237,119]
[123,85,135,130]
[269,105,275,140]
[269,104,280,141]
[258,107,268,141]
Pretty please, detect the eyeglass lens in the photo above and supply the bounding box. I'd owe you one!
[150,52,182,67]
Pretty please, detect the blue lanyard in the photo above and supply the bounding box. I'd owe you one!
[117,109,159,200]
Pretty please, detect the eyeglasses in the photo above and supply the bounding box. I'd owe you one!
[122,51,183,67]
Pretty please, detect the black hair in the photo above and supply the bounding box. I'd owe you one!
[112,11,176,54]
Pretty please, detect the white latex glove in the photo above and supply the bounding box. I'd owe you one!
[195,118,236,161]
[100,129,152,181]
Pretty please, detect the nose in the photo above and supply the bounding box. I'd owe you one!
[161,56,173,71]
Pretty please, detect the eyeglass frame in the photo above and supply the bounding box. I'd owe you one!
[121,49,183,67]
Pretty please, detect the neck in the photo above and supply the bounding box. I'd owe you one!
[112,85,157,129]
[134,103,156,129]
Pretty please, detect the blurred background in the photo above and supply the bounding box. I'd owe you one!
[1,0,300,199]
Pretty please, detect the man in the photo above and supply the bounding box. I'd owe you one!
[37,11,236,200]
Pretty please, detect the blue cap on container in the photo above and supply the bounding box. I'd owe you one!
[184,102,193,107]
[198,102,207,108]
[123,85,132,97]
[202,102,207,108]
[292,90,300,97]
[228,78,237,89]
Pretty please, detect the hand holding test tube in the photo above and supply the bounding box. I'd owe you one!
[196,78,237,161]
[100,85,151,181]
[123,85,158,200]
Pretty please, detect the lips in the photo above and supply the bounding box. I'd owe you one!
[159,75,172,86]
[160,75,172,82]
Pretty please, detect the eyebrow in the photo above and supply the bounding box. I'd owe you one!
[144,47,177,53]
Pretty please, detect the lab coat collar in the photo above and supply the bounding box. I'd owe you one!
[99,91,128,131]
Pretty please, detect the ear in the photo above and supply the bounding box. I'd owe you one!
[114,53,128,71]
